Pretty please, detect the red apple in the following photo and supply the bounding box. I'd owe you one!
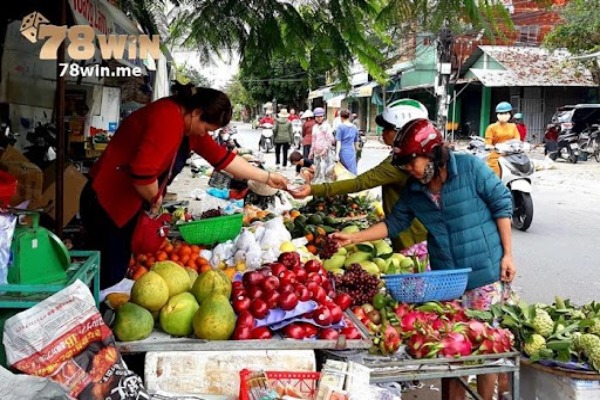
[294,284,311,302]
[310,286,327,303]
[306,281,320,293]
[279,270,297,286]
[251,326,273,339]
[232,287,246,298]
[232,295,251,313]
[232,281,244,289]
[313,306,332,325]
[247,286,264,300]
[262,289,280,309]
[279,283,295,293]
[300,323,319,338]
[236,311,255,328]
[319,328,340,340]
[270,263,287,277]
[278,291,299,311]
[307,272,323,284]
[303,259,322,273]
[282,324,305,339]
[334,293,353,311]
[258,266,273,276]
[243,271,265,288]
[278,252,301,268]
[292,266,308,283]
[250,298,269,319]
[262,275,280,291]
[232,325,253,340]
[328,304,343,324]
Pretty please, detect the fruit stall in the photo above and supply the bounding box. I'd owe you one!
[2,192,600,400]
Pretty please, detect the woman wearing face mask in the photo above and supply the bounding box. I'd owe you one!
[332,119,516,400]
[485,102,520,176]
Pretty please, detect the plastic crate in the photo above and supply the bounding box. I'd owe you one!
[177,213,243,245]
[0,170,17,206]
[208,170,233,189]
[382,268,471,303]
[239,369,321,400]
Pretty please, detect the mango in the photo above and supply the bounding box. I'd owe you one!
[344,251,372,268]
[341,225,360,234]
[373,258,389,274]
[323,255,346,271]
[358,260,380,276]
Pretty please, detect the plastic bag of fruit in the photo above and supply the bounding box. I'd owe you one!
[3,280,148,400]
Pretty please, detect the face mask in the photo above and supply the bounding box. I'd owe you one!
[419,160,436,184]
[497,113,511,123]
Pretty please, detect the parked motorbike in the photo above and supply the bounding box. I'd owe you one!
[545,129,580,164]
[578,124,600,163]
[469,137,535,231]
[23,117,57,169]
[292,120,302,149]
[0,121,19,148]
[259,123,274,153]
[215,125,241,152]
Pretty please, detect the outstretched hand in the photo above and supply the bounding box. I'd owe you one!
[330,232,355,248]
[267,172,288,189]
[288,184,312,199]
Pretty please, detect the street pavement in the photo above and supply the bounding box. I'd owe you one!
[181,123,600,306]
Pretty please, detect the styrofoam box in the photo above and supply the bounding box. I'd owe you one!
[145,350,316,399]
[521,363,600,400]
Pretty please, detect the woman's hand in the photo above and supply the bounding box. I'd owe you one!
[267,172,288,189]
[289,184,312,199]
[149,195,163,217]
[331,232,355,247]
[500,255,516,283]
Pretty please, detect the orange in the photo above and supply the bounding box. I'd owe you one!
[180,245,192,256]
[186,259,197,269]
[180,254,190,264]
[290,210,301,218]
[305,233,314,243]
[306,244,318,255]
[190,245,201,254]
[145,257,156,268]
[315,227,326,236]
[199,264,212,273]
[196,257,209,267]
[132,266,148,281]
[164,243,174,254]
[170,254,179,262]
[156,251,168,261]
[136,254,147,263]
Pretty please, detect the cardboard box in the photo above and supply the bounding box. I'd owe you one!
[38,162,88,227]
[0,146,43,207]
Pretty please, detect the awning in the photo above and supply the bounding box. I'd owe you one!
[326,94,346,108]
[351,81,379,97]
[308,87,331,100]
[68,0,148,72]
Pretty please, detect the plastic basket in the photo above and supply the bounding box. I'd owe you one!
[208,170,233,189]
[239,369,321,400]
[0,171,17,206]
[382,268,472,303]
[177,213,243,245]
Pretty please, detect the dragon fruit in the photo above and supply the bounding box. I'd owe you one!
[379,322,402,355]
[465,320,487,344]
[406,332,437,359]
[432,332,473,358]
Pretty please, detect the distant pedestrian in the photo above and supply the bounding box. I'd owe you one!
[289,151,315,183]
[335,109,360,175]
[288,109,300,122]
[310,107,335,183]
[301,110,316,158]
[273,108,293,168]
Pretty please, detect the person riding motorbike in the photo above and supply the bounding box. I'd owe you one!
[513,113,528,142]
[485,102,520,176]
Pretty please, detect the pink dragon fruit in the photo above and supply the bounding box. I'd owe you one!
[394,302,413,319]
[406,332,434,359]
[429,332,473,358]
[465,320,487,344]
[379,322,402,355]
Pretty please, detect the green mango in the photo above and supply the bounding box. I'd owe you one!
[375,242,393,259]
[334,247,348,257]
[355,242,375,253]
[323,255,346,271]
[358,260,380,276]
[344,252,372,268]
[386,258,402,275]
[373,258,389,274]
[341,225,360,234]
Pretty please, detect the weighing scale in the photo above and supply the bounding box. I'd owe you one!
[8,210,70,284]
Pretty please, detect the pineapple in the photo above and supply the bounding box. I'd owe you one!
[524,334,547,356]
[532,309,554,337]
[579,334,600,372]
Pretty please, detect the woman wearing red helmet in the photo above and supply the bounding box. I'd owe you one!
[333,118,516,400]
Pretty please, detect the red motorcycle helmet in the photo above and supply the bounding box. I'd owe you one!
[392,118,443,166]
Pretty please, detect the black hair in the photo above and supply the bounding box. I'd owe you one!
[288,151,303,163]
[340,109,350,119]
[430,144,451,178]
[171,82,232,127]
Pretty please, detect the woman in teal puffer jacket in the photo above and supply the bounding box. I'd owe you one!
[334,118,515,400]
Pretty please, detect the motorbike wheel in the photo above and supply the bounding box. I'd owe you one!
[593,138,600,163]
[512,191,533,231]
[568,147,578,164]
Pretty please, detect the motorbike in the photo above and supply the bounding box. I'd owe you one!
[468,137,535,231]
[545,127,580,164]
[215,125,241,152]
[23,116,57,169]
[578,124,600,163]
[259,123,274,153]
[0,121,19,148]
[292,120,302,149]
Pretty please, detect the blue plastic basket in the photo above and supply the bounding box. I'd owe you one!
[382,268,472,303]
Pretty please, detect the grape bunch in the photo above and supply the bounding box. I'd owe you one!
[318,236,341,259]
[331,264,381,306]
[200,208,224,219]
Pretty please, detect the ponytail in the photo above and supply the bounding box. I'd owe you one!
[171,82,233,127]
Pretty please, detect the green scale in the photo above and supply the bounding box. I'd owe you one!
[8,210,70,284]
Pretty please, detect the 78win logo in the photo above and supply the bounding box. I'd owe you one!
[20,11,160,61]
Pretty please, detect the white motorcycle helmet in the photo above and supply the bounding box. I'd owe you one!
[375,99,429,131]
[301,110,314,119]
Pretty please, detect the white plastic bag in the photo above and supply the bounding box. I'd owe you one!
[236,229,257,252]
[210,241,235,267]
[0,213,17,285]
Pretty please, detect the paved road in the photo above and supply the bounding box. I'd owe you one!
[234,123,600,305]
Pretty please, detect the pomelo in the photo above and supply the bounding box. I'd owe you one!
[151,261,191,297]
[113,302,154,342]
[130,271,169,311]
[193,294,236,340]
[159,292,199,336]
[190,269,232,303]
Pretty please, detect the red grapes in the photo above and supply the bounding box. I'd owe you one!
[331,264,380,306]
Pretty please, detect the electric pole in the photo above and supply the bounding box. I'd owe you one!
[435,21,454,138]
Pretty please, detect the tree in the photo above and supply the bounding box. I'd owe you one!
[544,0,600,85]
[174,63,213,86]
[224,74,257,121]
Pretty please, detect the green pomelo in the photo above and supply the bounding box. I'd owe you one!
[193,294,236,340]
[130,271,169,311]
[191,269,232,303]
[151,261,191,297]
[159,292,199,336]
[113,302,154,342]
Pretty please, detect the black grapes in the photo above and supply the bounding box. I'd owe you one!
[331,264,381,306]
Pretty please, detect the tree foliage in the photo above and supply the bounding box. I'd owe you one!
[174,63,213,86]
[224,74,257,109]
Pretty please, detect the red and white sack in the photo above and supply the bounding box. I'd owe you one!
[3,280,148,400]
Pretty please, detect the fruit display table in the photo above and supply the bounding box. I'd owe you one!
[319,350,520,400]
[116,329,372,354]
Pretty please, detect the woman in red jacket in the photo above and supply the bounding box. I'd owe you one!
[80,83,287,288]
